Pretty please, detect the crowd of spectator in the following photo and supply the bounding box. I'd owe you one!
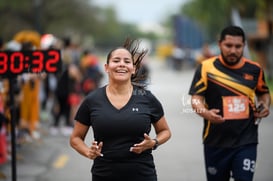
[0,32,103,173]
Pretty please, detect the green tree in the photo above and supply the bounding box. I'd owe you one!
[180,0,261,42]
[179,0,273,79]
[0,0,152,49]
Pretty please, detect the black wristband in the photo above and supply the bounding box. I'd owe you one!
[152,138,159,150]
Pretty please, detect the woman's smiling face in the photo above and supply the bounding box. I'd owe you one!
[105,48,135,83]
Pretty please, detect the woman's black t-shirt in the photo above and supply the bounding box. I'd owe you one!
[74,85,164,180]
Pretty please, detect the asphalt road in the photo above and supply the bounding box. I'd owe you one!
[1,57,273,181]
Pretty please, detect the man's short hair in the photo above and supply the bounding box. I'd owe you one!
[219,25,245,43]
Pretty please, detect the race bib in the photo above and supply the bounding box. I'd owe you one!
[222,96,249,120]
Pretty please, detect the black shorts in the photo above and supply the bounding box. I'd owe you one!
[204,144,257,181]
[92,161,157,181]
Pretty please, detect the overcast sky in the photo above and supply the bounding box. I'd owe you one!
[92,0,189,25]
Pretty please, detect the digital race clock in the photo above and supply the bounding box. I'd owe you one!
[0,49,62,78]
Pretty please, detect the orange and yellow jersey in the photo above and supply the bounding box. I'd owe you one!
[189,55,269,148]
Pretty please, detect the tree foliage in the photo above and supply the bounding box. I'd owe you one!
[0,0,156,49]
[180,0,269,42]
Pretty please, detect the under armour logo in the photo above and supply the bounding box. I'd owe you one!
[132,107,139,112]
[207,167,217,175]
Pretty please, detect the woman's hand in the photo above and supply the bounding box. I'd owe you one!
[86,141,103,160]
[130,133,155,154]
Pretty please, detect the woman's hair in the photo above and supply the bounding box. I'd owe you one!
[106,38,149,88]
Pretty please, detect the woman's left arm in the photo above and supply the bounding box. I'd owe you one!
[152,116,172,147]
[130,116,171,154]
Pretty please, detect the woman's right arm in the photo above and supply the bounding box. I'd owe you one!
[70,121,103,159]
[70,121,90,157]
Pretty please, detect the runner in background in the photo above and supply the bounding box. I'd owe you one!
[189,25,271,181]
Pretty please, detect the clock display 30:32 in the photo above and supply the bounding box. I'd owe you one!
[0,49,62,77]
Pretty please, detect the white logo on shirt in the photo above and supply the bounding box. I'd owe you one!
[132,107,139,112]
[207,167,217,175]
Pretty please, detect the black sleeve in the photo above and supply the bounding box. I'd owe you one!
[188,64,206,96]
[74,97,91,126]
[148,91,164,123]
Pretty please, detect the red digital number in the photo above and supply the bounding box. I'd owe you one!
[0,52,8,74]
[46,50,60,72]
[10,52,24,74]
[32,51,44,73]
